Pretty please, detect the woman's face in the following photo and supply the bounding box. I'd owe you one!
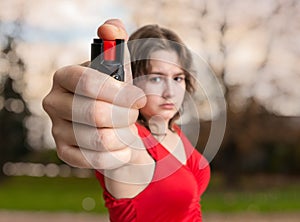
[135,50,186,122]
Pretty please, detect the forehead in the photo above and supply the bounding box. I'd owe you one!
[150,50,178,62]
[149,50,183,73]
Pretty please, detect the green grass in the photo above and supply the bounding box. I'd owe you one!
[202,186,300,212]
[0,176,299,213]
[0,176,107,213]
[201,174,300,213]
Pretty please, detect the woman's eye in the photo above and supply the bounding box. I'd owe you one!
[174,76,185,82]
[149,76,162,83]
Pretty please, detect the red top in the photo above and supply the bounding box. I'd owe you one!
[95,123,210,222]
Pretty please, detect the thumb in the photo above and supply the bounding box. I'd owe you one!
[97,19,132,83]
[97,19,128,40]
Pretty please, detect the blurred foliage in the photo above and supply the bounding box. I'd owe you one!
[0,21,31,180]
[22,149,63,164]
[198,100,300,186]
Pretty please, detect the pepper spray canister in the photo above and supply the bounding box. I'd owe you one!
[90,39,125,81]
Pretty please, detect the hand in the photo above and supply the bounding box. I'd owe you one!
[42,19,146,169]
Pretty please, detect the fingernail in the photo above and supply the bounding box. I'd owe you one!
[103,23,120,32]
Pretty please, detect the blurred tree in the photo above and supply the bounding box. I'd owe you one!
[0,21,31,180]
[201,0,300,184]
[128,0,300,185]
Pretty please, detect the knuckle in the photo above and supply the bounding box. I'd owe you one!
[94,109,106,127]
[78,72,90,95]
[92,129,105,151]
[130,109,139,122]
[51,125,61,139]
[80,100,102,126]
[111,148,132,167]
[92,148,131,170]
[86,101,96,125]
[56,144,67,162]
[93,103,109,127]
[42,94,54,113]
[88,153,106,169]
[42,96,49,112]
[53,68,61,83]
[101,130,115,150]
[53,66,70,86]
[96,129,113,151]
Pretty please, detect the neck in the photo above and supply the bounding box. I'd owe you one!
[147,115,169,136]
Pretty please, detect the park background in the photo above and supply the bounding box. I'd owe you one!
[0,0,299,221]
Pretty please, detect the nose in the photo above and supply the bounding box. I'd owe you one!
[162,78,175,99]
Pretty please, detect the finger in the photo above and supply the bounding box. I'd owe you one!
[56,144,91,168]
[46,91,139,127]
[74,124,138,152]
[53,65,146,109]
[56,144,131,169]
[51,119,75,146]
[80,61,90,67]
[98,19,132,83]
[43,91,73,122]
[82,147,132,169]
[45,91,139,127]
[73,95,140,127]
[52,119,138,152]
[97,19,128,41]
[97,19,132,83]
[124,42,133,83]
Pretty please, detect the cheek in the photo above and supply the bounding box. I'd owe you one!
[145,84,164,96]
[139,96,158,116]
[144,95,159,107]
[175,84,186,100]
[138,83,164,96]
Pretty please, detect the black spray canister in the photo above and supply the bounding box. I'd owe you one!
[90,39,125,81]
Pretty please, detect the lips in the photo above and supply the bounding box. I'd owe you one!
[160,103,175,110]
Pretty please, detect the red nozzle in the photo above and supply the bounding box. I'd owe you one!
[103,40,116,61]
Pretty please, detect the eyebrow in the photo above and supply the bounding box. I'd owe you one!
[149,72,185,76]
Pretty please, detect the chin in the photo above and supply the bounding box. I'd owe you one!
[159,112,176,120]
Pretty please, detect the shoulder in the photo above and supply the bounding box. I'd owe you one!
[188,149,210,172]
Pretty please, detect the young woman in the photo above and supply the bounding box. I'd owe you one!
[97,24,210,221]
[43,19,210,222]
